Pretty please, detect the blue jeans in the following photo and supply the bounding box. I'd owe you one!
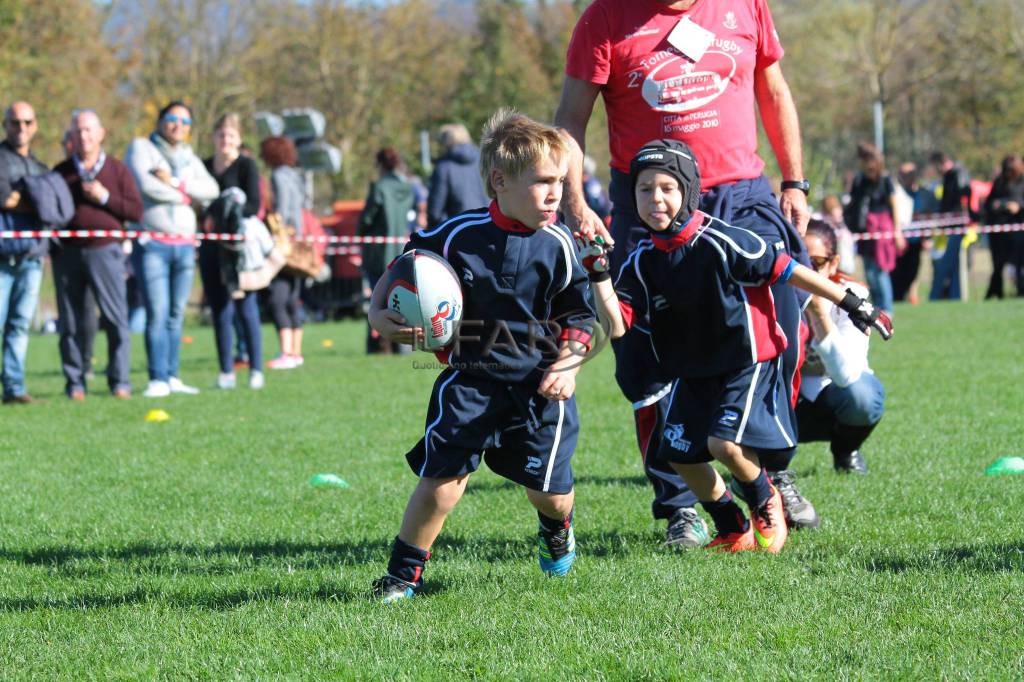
[862,255,894,313]
[930,235,963,300]
[198,243,263,373]
[0,257,43,398]
[816,373,886,427]
[133,240,195,382]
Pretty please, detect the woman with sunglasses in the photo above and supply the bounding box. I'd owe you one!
[125,101,219,398]
[796,219,887,474]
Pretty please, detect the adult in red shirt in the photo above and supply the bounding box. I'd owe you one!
[555,0,818,538]
[52,109,143,400]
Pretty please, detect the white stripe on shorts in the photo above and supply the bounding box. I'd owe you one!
[772,356,795,448]
[542,400,566,492]
[735,362,762,444]
[420,370,460,477]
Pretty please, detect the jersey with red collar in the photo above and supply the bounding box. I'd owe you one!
[615,211,794,378]
[401,201,596,384]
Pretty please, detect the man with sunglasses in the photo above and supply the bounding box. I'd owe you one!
[0,101,50,404]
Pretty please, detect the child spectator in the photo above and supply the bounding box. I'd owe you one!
[367,111,596,601]
[587,140,891,552]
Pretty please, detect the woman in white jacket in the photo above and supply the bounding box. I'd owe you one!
[125,101,218,398]
[797,220,887,474]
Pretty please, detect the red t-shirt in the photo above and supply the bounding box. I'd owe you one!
[566,0,784,188]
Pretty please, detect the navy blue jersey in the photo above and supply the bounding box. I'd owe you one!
[403,202,596,384]
[615,211,796,379]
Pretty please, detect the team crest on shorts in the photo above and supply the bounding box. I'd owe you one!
[664,423,692,452]
[718,410,740,426]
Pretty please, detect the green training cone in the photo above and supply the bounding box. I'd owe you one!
[309,473,350,488]
[985,457,1024,476]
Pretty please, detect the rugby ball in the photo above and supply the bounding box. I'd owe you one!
[385,249,463,351]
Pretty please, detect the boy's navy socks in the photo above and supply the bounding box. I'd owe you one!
[700,491,749,535]
[737,468,774,510]
[538,508,573,533]
[386,536,431,587]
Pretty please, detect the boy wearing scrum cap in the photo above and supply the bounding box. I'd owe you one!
[585,140,892,552]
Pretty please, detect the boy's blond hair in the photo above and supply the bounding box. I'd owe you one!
[480,109,568,199]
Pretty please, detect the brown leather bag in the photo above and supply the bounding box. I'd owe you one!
[266,212,322,278]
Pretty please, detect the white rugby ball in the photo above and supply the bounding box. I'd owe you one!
[385,249,463,351]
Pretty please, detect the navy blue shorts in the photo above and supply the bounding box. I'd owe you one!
[406,368,578,494]
[658,359,797,465]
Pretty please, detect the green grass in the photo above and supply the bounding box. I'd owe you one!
[1,301,1023,679]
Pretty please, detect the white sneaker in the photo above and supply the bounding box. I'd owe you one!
[267,355,296,370]
[249,371,265,390]
[143,380,170,398]
[168,377,200,395]
[216,372,236,390]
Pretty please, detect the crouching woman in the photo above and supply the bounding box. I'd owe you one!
[797,219,886,474]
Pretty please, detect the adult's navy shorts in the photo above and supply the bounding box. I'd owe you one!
[406,367,577,494]
[659,358,797,465]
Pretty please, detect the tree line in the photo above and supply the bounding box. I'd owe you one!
[1,0,1021,204]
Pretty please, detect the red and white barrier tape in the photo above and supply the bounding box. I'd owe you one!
[2,213,1019,245]
[0,229,408,244]
[849,222,1024,241]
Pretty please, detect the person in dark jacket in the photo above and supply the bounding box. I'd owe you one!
[426,123,488,228]
[358,147,414,354]
[52,109,143,400]
[983,155,1024,299]
[0,101,49,404]
[201,113,264,390]
[929,150,972,300]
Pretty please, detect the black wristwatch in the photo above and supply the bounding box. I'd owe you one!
[781,179,811,195]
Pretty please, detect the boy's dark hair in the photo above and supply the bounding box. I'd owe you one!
[806,218,837,257]
[629,139,701,236]
[376,147,402,173]
[157,100,193,124]
[929,150,950,165]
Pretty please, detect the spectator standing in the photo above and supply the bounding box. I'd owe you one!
[358,147,414,354]
[891,162,926,304]
[426,123,488,228]
[844,142,905,315]
[983,155,1024,299]
[556,0,819,536]
[261,136,306,369]
[52,109,143,400]
[798,220,886,474]
[201,113,264,389]
[125,101,219,398]
[929,150,972,300]
[821,194,856,275]
[0,101,49,404]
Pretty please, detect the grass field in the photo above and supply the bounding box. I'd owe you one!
[1,300,1023,679]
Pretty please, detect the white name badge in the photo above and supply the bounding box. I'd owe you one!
[666,16,716,63]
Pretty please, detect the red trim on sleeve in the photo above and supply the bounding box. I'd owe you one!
[619,300,635,330]
[559,327,593,353]
[769,253,794,285]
